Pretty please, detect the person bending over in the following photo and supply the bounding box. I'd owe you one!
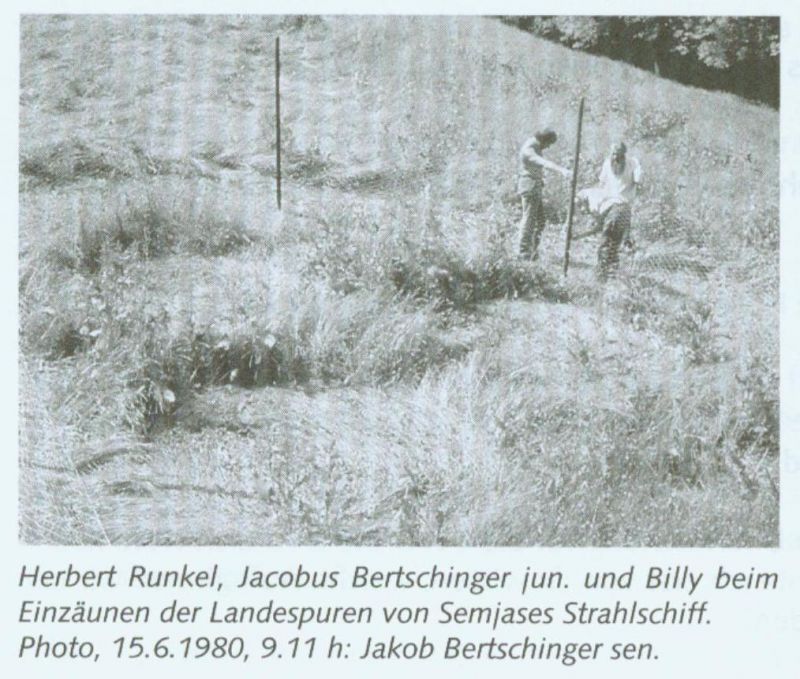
[573,141,642,279]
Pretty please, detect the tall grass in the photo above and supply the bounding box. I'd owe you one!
[19,14,778,545]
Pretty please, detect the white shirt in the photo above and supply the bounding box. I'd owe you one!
[595,156,641,214]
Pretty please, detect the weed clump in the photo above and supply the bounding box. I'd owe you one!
[727,350,779,459]
[388,250,569,309]
[20,137,143,187]
[38,191,256,275]
[23,269,467,432]
[662,299,729,365]
[308,205,570,308]
[121,302,465,433]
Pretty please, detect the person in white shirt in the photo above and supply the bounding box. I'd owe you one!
[573,141,642,279]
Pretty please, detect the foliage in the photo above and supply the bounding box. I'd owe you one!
[504,16,779,106]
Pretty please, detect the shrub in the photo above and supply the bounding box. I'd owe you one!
[662,299,729,365]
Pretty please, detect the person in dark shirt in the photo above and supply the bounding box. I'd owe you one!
[516,128,570,260]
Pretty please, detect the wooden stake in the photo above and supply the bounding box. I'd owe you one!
[563,97,585,277]
[275,36,282,210]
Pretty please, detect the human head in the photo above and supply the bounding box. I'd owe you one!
[535,128,558,149]
[610,141,627,162]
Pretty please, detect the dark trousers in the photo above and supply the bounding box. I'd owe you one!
[517,189,545,260]
[597,203,631,280]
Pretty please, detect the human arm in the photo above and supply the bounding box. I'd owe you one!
[598,158,611,187]
[599,160,608,185]
[522,143,571,177]
[631,157,642,186]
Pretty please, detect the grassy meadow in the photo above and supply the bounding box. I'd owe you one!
[19,15,779,545]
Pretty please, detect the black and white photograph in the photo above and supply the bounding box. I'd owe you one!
[18,14,779,547]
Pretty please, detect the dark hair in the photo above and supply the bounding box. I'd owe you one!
[535,128,557,147]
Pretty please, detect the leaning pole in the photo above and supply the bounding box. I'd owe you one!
[563,97,585,277]
[275,36,282,211]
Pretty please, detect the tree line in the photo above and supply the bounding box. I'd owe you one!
[502,16,779,108]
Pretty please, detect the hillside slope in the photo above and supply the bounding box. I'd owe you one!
[19,15,778,545]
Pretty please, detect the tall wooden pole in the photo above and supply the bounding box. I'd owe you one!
[563,97,585,277]
[275,36,282,210]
